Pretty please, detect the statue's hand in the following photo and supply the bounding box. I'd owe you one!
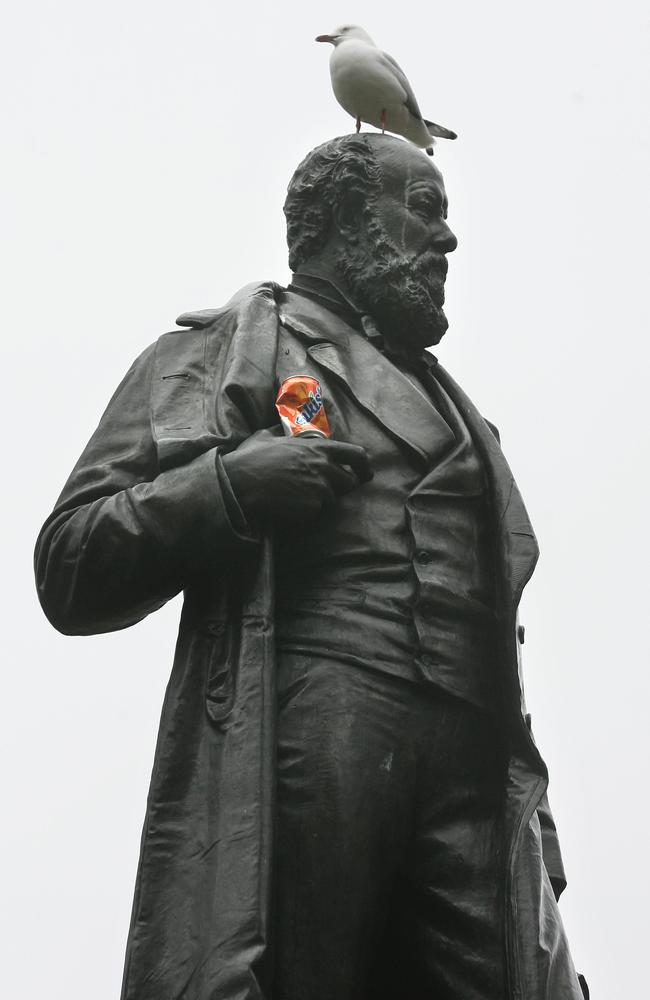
[221,428,372,522]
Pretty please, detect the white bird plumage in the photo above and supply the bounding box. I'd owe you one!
[315,25,457,155]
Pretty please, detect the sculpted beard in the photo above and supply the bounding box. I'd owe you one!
[337,217,450,353]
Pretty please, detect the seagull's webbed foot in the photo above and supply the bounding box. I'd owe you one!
[356,116,361,133]
[426,146,434,156]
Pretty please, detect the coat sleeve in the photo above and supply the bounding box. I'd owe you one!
[34,339,258,637]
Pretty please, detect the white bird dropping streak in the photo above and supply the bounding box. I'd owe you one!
[315,24,457,156]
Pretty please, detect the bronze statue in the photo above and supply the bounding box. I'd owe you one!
[35,133,586,1000]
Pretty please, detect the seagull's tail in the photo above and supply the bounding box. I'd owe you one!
[424,119,457,141]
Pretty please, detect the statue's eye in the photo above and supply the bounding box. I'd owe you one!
[412,201,433,220]
[410,194,441,221]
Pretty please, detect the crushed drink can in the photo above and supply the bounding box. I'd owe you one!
[275,376,333,438]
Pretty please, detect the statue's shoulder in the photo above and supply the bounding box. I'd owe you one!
[174,280,284,331]
[150,280,285,385]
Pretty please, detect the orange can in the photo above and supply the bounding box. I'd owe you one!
[275,376,333,438]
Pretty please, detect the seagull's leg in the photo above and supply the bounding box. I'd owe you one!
[380,109,386,133]
[356,116,361,133]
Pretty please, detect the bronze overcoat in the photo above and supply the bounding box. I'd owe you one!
[35,282,581,1000]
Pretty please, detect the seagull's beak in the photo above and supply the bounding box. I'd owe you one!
[315,34,334,43]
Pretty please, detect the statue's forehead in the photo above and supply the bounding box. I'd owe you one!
[376,144,446,197]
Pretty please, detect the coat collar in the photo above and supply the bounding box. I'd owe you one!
[278,289,456,467]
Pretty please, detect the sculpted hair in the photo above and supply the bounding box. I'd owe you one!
[284,135,383,272]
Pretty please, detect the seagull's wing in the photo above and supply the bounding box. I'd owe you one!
[378,51,424,121]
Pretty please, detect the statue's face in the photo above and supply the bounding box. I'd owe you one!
[371,143,457,263]
[336,140,458,353]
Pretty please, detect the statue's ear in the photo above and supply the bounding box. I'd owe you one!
[333,190,364,240]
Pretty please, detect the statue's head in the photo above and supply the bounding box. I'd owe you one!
[284,133,457,350]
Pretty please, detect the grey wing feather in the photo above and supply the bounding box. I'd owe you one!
[379,51,424,121]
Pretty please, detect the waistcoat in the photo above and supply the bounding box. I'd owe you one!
[274,351,497,709]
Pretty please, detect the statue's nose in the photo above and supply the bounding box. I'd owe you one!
[434,223,458,254]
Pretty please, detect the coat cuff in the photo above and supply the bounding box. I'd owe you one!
[139,447,260,576]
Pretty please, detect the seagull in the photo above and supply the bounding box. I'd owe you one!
[315,25,457,156]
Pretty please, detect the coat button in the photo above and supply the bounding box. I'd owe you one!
[420,654,434,668]
[416,550,432,563]
[517,625,526,644]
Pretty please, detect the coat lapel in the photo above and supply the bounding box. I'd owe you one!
[279,293,456,467]
[433,363,540,610]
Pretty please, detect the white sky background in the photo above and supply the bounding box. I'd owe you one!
[2,1,649,996]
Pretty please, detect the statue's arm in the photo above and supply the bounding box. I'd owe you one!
[34,342,257,636]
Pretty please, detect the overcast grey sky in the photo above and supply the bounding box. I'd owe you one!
[2,2,649,997]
